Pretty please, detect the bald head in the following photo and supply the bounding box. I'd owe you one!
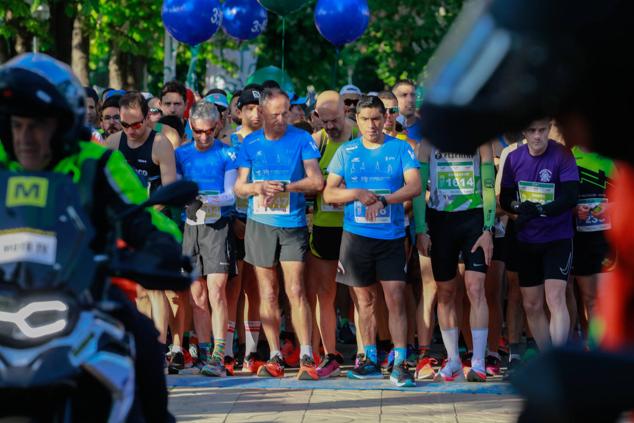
[315,90,346,140]
[316,90,344,114]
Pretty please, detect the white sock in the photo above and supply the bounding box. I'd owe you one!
[270,350,282,360]
[300,345,313,359]
[225,321,236,358]
[440,328,460,362]
[245,321,261,356]
[171,345,183,353]
[472,328,488,372]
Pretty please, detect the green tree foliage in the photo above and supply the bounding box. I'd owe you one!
[256,0,463,92]
[0,0,463,94]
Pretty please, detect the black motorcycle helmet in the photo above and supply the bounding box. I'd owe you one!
[0,53,86,167]
[419,0,633,164]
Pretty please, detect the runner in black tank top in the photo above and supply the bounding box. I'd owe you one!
[118,130,162,193]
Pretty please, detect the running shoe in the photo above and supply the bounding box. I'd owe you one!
[415,355,438,381]
[485,355,501,376]
[316,353,343,379]
[434,360,464,382]
[390,362,416,387]
[461,351,473,368]
[382,349,394,373]
[467,367,487,382]
[354,353,365,368]
[224,356,236,376]
[281,337,300,368]
[406,345,418,368]
[168,351,185,375]
[522,340,539,362]
[347,358,383,380]
[257,355,285,378]
[503,358,523,381]
[297,355,319,380]
[188,343,199,363]
[201,357,226,377]
[243,352,266,374]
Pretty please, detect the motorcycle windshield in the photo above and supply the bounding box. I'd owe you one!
[0,171,96,294]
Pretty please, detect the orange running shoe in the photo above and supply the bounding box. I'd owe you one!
[297,355,319,380]
[415,356,437,380]
[224,356,236,376]
[243,352,266,374]
[257,355,285,378]
[281,337,300,368]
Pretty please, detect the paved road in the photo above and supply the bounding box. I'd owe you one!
[168,370,523,422]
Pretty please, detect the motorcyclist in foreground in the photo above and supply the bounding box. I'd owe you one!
[0,53,183,422]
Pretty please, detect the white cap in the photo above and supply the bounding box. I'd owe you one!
[339,84,362,96]
[366,91,379,97]
[141,92,154,100]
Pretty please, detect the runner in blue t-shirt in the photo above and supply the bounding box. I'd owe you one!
[175,100,238,378]
[324,95,422,387]
[234,89,323,380]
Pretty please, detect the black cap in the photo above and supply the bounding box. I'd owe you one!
[237,87,262,109]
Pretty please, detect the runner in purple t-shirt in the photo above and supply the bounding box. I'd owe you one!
[500,118,579,350]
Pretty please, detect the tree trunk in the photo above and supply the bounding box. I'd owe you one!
[0,38,10,63]
[126,55,147,91]
[48,0,75,64]
[15,31,30,55]
[108,46,124,89]
[71,15,90,85]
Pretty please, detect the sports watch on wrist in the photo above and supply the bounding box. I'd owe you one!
[378,195,388,208]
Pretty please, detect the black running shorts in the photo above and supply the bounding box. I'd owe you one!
[573,231,614,276]
[516,238,573,287]
[428,208,488,282]
[309,225,343,261]
[336,231,406,287]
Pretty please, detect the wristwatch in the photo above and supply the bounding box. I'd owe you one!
[483,226,494,234]
[281,181,288,192]
[378,195,388,208]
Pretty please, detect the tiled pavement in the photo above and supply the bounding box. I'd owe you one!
[169,372,522,422]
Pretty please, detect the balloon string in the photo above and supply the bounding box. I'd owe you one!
[281,17,286,84]
[333,48,340,87]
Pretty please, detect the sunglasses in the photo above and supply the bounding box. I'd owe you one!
[192,126,215,136]
[149,107,162,115]
[344,99,359,106]
[120,119,145,130]
[386,107,399,115]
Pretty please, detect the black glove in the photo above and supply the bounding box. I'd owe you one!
[514,201,541,230]
[185,199,203,220]
[516,201,541,217]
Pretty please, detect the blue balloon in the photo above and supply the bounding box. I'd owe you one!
[314,0,370,47]
[162,0,223,46]
[223,0,268,41]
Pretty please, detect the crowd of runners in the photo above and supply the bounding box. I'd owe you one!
[83,76,614,388]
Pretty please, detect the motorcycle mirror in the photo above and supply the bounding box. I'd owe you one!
[141,180,199,208]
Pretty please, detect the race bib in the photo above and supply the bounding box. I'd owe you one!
[236,196,249,215]
[253,181,291,215]
[437,161,475,195]
[518,181,555,205]
[354,189,391,224]
[320,195,344,213]
[576,197,611,232]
